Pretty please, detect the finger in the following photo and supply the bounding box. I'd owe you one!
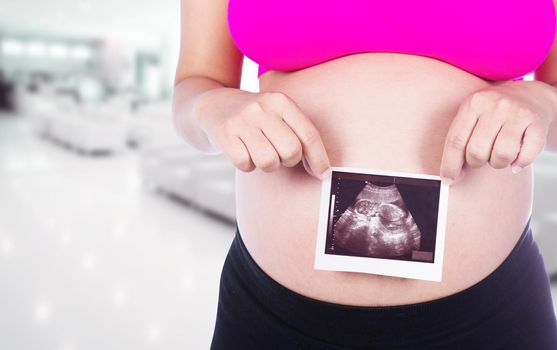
[489,118,527,169]
[223,135,256,172]
[511,122,548,173]
[279,99,331,179]
[260,115,303,167]
[451,164,468,186]
[465,111,503,168]
[302,153,317,177]
[440,99,480,182]
[239,128,281,172]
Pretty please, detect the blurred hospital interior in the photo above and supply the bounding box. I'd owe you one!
[0,0,556,349]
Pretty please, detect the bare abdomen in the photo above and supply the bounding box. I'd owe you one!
[234,52,533,306]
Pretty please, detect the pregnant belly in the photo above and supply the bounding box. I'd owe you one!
[235,52,534,306]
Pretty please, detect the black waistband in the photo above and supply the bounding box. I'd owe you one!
[229,217,540,348]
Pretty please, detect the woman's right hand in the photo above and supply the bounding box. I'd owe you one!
[193,88,332,180]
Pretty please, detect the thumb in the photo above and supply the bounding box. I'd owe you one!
[302,153,317,178]
[302,154,332,180]
[451,164,467,186]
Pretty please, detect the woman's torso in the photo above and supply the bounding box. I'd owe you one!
[234,52,534,306]
[227,0,556,306]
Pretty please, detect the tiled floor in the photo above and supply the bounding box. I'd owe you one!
[0,115,556,349]
[0,115,235,349]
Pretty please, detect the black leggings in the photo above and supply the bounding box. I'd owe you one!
[210,217,557,349]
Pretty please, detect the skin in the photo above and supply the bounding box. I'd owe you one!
[439,79,557,186]
[174,0,557,180]
[173,0,331,180]
[440,1,557,185]
[174,0,557,306]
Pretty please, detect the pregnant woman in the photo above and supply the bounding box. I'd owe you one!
[173,0,557,348]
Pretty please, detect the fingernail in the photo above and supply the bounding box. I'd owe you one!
[441,176,453,186]
[511,165,522,174]
[319,168,332,180]
[302,155,316,177]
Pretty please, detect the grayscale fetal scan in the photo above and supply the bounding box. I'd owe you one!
[325,171,441,263]
[334,181,421,258]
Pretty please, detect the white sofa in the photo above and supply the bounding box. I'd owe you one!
[127,102,181,149]
[190,158,236,220]
[139,144,236,222]
[24,92,130,154]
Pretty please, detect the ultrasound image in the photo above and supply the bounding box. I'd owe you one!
[318,169,444,279]
[334,181,421,258]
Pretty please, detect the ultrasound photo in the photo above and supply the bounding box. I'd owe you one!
[314,166,449,281]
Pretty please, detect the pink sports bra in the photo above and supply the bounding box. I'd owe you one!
[228,0,557,81]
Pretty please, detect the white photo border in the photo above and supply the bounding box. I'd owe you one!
[314,166,450,282]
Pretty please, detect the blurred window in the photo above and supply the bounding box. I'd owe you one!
[71,45,92,61]
[1,39,24,56]
[26,41,47,57]
[48,43,69,59]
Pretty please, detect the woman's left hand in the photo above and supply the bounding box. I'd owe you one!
[440,79,557,186]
